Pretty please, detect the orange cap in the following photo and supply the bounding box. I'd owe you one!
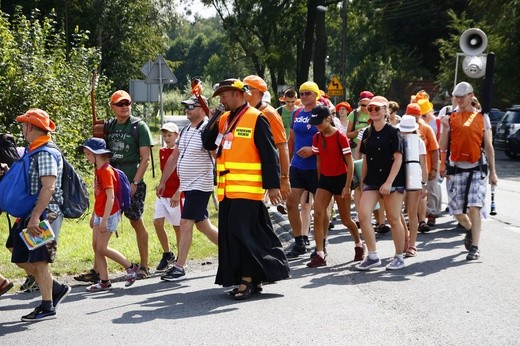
[335,102,352,114]
[110,90,131,104]
[406,103,422,116]
[16,108,56,132]
[243,75,268,93]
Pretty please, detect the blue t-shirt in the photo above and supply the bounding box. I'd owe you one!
[290,108,318,170]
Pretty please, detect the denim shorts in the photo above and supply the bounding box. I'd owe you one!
[363,184,405,194]
[93,212,121,233]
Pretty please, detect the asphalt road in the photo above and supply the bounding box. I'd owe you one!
[1,150,519,345]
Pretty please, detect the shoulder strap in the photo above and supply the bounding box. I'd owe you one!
[352,110,359,128]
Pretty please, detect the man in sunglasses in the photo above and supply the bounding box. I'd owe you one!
[156,95,218,281]
[76,90,154,282]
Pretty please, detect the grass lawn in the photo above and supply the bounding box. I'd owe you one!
[0,130,219,281]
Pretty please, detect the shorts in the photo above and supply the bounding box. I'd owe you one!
[447,170,487,215]
[11,212,63,264]
[154,196,181,226]
[93,212,121,233]
[123,182,146,221]
[363,184,405,194]
[317,173,347,195]
[289,166,318,194]
[181,190,211,222]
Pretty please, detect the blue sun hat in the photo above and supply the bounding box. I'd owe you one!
[77,138,113,157]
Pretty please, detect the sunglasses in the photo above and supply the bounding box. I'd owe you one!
[300,91,313,97]
[112,100,132,107]
[359,103,369,107]
[367,105,384,112]
[112,100,131,107]
[185,104,200,110]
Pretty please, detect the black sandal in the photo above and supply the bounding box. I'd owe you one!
[233,279,254,300]
[228,280,263,296]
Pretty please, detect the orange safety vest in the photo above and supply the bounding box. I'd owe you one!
[449,111,485,163]
[216,106,264,201]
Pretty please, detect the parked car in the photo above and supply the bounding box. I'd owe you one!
[494,106,520,159]
[489,108,505,137]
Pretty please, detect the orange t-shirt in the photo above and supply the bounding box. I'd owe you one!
[260,103,287,144]
[94,164,120,216]
[417,120,439,173]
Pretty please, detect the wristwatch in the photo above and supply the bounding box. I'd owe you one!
[132,180,140,185]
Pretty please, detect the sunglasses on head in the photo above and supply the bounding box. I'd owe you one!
[367,105,383,112]
[112,100,131,107]
[185,104,200,110]
[300,91,313,97]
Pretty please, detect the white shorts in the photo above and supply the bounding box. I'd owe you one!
[154,197,181,226]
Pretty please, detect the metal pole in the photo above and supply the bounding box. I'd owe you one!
[158,55,164,147]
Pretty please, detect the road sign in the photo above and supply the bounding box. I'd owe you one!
[129,80,159,103]
[327,76,344,96]
[144,54,177,85]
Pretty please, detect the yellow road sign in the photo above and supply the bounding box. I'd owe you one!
[327,76,343,96]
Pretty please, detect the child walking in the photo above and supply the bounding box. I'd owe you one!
[154,123,182,271]
[78,138,139,291]
[307,105,364,268]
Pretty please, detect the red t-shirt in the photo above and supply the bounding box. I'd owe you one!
[160,147,180,198]
[94,164,120,216]
[312,129,351,176]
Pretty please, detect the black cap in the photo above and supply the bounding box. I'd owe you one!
[309,105,331,125]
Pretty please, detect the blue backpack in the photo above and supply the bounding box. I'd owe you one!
[111,166,131,211]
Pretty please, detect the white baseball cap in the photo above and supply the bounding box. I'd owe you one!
[160,122,179,133]
[452,82,474,97]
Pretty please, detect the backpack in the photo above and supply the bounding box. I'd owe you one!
[111,165,132,211]
[0,133,21,174]
[104,117,156,178]
[60,155,90,219]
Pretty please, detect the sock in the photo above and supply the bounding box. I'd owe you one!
[174,262,184,270]
[368,251,379,260]
[317,251,325,258]
[396,254,404,260]
[41,300,53,311]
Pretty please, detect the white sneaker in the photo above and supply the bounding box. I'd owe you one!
[386,256,405,270]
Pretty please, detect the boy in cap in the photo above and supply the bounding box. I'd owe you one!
[439,81,498,260]
[78,138,140,292]
[153,123,181,271]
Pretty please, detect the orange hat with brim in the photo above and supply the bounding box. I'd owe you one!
[16,108,56,132]
[335,102,352,114]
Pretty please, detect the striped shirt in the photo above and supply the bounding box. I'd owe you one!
[177,119,214,192]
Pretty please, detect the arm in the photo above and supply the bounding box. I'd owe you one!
[483,128,498,186]
[130,146,150,196]
[428,149,439,181]
[27,175,56,236]
[342,154,354,199]
[288,128,295,159]
[276,142,291,200]
[420,154,428,197]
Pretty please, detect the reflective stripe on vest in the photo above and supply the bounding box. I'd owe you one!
[216,107,264,201]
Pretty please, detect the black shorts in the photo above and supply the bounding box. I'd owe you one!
[317,173,347,195]
[289,166,318,194]
[124,182,146,221]
[181,190,211,223]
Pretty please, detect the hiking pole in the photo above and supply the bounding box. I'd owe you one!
[489,184,497,215]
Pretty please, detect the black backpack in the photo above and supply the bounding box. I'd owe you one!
[0,133,21,172]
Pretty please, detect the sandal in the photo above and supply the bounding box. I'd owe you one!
[405,246,417,258]
[74,269,99,283]
[228,281,262,296]
[233,279,255,301]
[137,267,151,280]
[0,279,14,296]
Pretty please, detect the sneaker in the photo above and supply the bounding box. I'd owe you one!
[310,247,327,259]
[386,256,405,270]
[355,256,381,271]
[20,275,39,292]
[156,252,176,271]
[285,243,307,259]
[125,264,140,287]
[307,255,327,268]
[161,265,186,281]
[21,305,56,322]
[52,284,71,308]
[354,245,365,262]
[418,221,430,233]
[74,269,99,283]
[464,230,473,251]
[136,266,151,280]
[466,245,480,260]
[328,222,334,229]
[86,281,112,292]
[376,224,391,234]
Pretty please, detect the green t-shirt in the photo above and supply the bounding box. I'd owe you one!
[106,116,153,181]
[278,106,294,138]
[347,110,371,144]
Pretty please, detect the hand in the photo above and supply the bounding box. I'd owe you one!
[131,183,137,197]
[489,172,498,186]
[379,182,392,196]
[268,188,282,205]
[341,186,351,199]
[155,182,165,197]
[170,191,181,208]
[428,170,437,181]
[296,146,312,159]
[0,163,8,177]
[27,217,42,237]
[280,179,291,200]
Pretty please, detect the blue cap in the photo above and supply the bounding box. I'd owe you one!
[77,138,113,157]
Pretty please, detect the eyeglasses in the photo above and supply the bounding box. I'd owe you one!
[112,100,131,107]
[185,104,200,111]
[300,91,313,97]
[367,105,384,112]
[359,103,369,107]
